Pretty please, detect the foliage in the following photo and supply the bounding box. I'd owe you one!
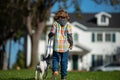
[13,50,25,69]
[93,0,120,6]
[0,0,26,46]
[0,69,120,80]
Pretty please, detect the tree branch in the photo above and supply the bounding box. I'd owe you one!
[26,16,32,35]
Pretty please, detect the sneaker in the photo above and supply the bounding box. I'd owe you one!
[61,76,66,80]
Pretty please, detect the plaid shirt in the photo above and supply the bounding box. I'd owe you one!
[50,21,72,52]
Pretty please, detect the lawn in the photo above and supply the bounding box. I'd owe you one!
[0,69,120,80]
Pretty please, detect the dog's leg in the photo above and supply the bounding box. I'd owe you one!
[39,71,44,80]
[35,70,37,80]
[44,68,48,79]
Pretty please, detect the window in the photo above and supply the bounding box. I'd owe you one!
[92,55,103,67]
[91,33,103,42]
[105,33,111,42]
[74,33,78,42]
[105,33,116,42]
[105,55,113,64]
[97,33,103,42]
[101,15,106,22]
[97,55,103,66]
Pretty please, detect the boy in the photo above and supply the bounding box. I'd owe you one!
[48,9,73,80]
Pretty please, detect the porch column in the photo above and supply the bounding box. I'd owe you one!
[68,55,72,71]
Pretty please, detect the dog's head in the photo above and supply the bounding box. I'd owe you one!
[41,54,51,64]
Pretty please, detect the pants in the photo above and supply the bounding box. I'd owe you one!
[52,50,69,76]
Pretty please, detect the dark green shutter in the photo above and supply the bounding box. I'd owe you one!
[112,33,116,42]
[92,33,95,42]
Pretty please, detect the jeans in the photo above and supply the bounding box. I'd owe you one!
[52,50,69,76]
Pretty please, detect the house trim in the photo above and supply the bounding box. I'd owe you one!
[71,21,120,31]
[72,21,88,31]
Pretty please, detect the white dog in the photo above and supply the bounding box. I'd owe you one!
[34,54,51,80]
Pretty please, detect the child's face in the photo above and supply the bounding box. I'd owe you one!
[57,17,67,26]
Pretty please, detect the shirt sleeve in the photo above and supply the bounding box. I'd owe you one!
[67,23,72,34]
[50,22,57,34]
[67,23,73,46]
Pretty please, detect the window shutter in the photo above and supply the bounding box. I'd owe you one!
[112,33,116,42]
[92,33,95,42]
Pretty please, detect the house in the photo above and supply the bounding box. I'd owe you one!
[68,12,120,71]
[26,12,120,71]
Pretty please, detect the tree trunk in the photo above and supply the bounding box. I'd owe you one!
[8,39,12,69]
[0,49,4,70]
[31,34,39,68]
[26,6,50,68]
[30,22,45,68]
[1,43,7,70]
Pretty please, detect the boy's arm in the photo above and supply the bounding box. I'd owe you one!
[48,32,54,39]
[67,23,73,49]
[67,33,73,49]
[48,22,56,39]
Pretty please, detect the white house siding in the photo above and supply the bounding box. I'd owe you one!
[116,32,120,45]
[38,40,46,60]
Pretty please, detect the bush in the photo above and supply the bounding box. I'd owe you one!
[13,50,25,69]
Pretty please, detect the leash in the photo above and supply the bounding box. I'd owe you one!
[46,38,52,57]
[43,38,52,79]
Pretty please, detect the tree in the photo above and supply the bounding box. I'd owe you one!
[93,0,120,6]
[24,0,56,68]
[0,0,25,69]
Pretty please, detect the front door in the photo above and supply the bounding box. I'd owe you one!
[72,55,78,70]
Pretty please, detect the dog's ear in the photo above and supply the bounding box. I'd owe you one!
[43,55,46,60]
[41,55,45,60]
[47,54,51,59]
[48,54,51,57]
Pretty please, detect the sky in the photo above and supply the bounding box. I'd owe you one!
[7,0,120,69]
[51,0,120,13]
[6,38,24,68]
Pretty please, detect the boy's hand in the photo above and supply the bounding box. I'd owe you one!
[69,45,73,50]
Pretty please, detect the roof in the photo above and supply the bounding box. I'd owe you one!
[69,12,120,30]
[95,12,111,18]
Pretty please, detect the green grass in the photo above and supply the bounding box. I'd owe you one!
[0,69,120,80]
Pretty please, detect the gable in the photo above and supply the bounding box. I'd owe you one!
[95,12,112,26]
